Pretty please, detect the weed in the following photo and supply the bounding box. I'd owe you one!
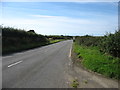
[83,80,88,84]
[71,79,79,88]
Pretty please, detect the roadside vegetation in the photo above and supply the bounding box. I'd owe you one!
[46,35,72,44]
[2,27,49,55]
[45,35,72,40]
[73,30,120,79]
[2,26,72,55]
[71,79,79,88]
[49,39,64,44]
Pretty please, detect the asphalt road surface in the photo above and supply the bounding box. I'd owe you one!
[2,40,118,88]
[3,40,73,88]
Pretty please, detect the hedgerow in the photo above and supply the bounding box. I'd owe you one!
[100,30,120,58]
[75,30,120,58]
[2,26,49,54]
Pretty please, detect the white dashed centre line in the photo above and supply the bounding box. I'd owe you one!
[8,60,23,68]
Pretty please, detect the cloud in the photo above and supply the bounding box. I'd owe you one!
[3,15,94,25]
[2,14,117,36]
[30,15,94,24]
[30,15,58,18]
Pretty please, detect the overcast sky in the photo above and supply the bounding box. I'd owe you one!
[0,1,118,36]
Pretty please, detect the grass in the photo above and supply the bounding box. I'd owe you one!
[83,80,88,84]
[73,42,120,79]
[49,39,64,44]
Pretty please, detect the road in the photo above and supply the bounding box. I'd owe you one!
[2,40,118,88]
[3,40,73,88]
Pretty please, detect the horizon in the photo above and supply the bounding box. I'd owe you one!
[1,1,118,36]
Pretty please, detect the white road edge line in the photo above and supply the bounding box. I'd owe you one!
[8,60,23,68]
[69,47,72,58]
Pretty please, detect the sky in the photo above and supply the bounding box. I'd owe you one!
[0,1,119,36]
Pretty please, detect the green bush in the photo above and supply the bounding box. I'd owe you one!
[45,35,73,40]
[75,30,120,58]
[2,26,49,54]
[75,35,102,47]
[73,30,120,79]
[100,30,120,57]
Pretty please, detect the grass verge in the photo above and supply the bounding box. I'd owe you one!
[73,42,120,79]
[49,39,64,44]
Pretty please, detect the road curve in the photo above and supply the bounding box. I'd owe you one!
[2,40,118,88]
[2,40,73,88]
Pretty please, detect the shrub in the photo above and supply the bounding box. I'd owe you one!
[2,26,49,54]
[75,35,102,47]
[100,30,120,57]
